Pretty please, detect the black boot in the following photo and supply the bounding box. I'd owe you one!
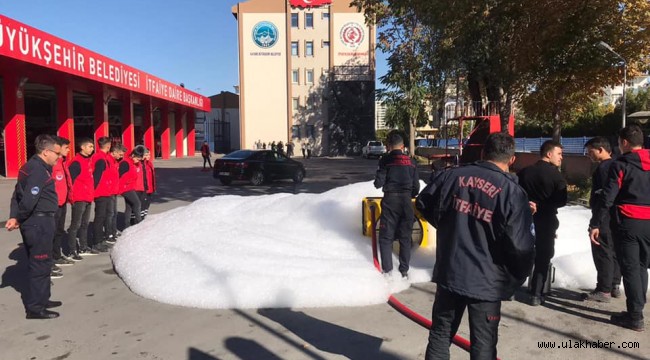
[46,300,62,309]
[26,309,60,319]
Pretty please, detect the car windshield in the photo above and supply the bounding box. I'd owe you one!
[222,150,255,160]
[369,141,382,146]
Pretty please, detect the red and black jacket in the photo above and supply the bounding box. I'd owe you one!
[201,143,210,157]
[108,155,121,196]
[135,159,146,192]
[68,153,94,203]
[144,160,156,194]
[92,151,113,199]
[594,149,650,227]
[373,150,420,197]
[119,157,140,194]
[52,156,72,206]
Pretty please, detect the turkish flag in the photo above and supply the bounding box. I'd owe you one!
[289,0,332,8]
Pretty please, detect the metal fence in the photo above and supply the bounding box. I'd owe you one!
[427,137,592,154]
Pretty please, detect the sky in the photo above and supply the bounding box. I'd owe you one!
[112,180,649,310]
[0,0,388,98]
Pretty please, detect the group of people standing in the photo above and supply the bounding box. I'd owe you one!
[6,134,156,319]
[376,126,648,359]
[254,139,314,159]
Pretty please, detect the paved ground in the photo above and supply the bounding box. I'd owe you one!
[0,156,647,360]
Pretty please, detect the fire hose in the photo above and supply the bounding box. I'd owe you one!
[369,205,478,354]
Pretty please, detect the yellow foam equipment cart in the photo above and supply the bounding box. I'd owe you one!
[362,196,430,248]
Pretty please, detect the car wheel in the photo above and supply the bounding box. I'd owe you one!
[293,169,305,183]
[250,171,264,186]
[219,176,232,185]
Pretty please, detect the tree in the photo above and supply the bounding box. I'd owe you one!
[353,0,650,140]
[370,3,430,156]
[521,0,650,141]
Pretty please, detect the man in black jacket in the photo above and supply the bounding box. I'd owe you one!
[6,134,64,319]
[583,137,621,302]
[593,125,649,332]
[417,132,535,359]
[374,132,420,279]
[517,140,567,306]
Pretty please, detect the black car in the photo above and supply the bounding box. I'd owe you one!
[213,150,306,186]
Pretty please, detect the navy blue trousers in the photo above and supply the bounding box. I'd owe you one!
[20,215,55,313]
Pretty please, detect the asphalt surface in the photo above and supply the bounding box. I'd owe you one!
[0,156,647,360]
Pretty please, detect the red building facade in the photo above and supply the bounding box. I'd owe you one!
[0,14,210,178]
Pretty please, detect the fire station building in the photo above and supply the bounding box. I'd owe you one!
[0,14,211,178]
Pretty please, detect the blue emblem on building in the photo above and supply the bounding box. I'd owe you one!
[252,21,279,49]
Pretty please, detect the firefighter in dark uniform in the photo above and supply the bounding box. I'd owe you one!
[583,136,621,302]
[593,124,650,332]
[374,132,420,278]
[517,140,567,306]
[6,134,63,319]
[416,133,535,359]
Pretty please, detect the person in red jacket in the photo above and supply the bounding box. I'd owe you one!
[131,145,148,224]
[142,148,156,219]
[119,146,145,229]
[51,136,74,269]
[201,141,212,170]
[66,138,102,257]
[106,143,126,243]
[91,137,113,252]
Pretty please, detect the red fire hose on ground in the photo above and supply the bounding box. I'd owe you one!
[369,205,475,354]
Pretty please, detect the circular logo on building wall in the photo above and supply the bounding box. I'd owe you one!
[340,22,364,49]
[252,21,279,49]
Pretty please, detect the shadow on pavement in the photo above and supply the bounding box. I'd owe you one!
[502,306,648,360]
[0,244,27,306]
[258,308,403,360]
[224,338,284,360]
[187,347,223,360]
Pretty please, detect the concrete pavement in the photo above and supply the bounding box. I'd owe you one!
[0,156,647,360]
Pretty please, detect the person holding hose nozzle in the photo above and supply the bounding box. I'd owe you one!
[374,132,420,280]
[416,133,535,359]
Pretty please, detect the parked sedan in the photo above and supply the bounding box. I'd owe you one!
[213,150,306,186]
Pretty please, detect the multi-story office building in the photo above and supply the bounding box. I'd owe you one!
[232,0,375,155]
[375,100,388,131]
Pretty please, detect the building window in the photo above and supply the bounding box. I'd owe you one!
[322,40,330,48]
[306,69,314,84]
[292,97,300,112]
[292,69,299,84]
[322,12,330,20]
[305,41,314,56]
[291,13,299,28]
[292,125,300,139]
[291,41,299,56]
[305,13,314,28]
[306,124,315,139]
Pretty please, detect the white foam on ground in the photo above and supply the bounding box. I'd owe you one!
[112,182,649,309]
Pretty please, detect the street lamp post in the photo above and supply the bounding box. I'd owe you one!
[597,41,627,128]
